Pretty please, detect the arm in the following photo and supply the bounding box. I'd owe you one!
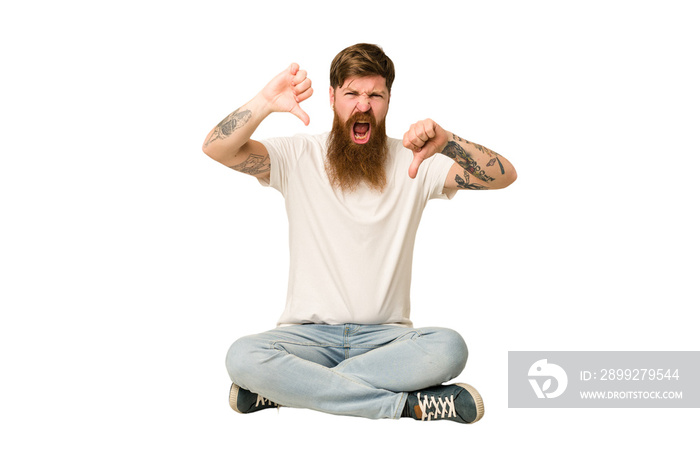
[441,133,516,190]
[202,63,313,180]
[403,119,516,190]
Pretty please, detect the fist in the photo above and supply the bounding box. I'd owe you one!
[402,119,448,179]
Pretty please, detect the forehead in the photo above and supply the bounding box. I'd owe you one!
[339,75,389,94]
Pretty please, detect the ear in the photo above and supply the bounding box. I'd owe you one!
[329,86,335,108]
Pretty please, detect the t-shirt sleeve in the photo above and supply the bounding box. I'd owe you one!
[421,153,458,201]
[258,136,307,196]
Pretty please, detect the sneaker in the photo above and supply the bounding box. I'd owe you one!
[405,383,484,423]
[229,383,280,414]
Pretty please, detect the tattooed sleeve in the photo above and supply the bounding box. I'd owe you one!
[455,171,489,190]
[442,140,496,183]
[204,108,252,147]
[229,153,270,176]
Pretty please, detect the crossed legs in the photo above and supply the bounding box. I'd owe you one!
[225,324,468,419]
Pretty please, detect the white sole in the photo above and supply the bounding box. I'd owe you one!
[229,383,243,413]
[456,383,485,423]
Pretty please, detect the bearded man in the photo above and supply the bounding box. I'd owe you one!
[202,43,516,423]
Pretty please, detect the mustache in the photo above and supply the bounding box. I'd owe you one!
[346,111,377,127]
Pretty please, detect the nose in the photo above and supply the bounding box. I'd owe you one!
[356,97,371,113]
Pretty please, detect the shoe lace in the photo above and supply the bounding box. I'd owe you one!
[255,394,278,408]
[416,392,456,421]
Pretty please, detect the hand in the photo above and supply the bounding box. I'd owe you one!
[402,119,448,178]
[260,63,314,125]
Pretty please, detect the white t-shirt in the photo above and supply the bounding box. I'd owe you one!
[261,133,456,327]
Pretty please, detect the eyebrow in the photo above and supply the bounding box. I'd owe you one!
[343,84,387,97]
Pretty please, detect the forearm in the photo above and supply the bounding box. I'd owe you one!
[201,93,271,166]
[440,133,517,189]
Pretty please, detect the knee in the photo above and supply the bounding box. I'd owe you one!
[425,327,469,378]
[225,335,261,384]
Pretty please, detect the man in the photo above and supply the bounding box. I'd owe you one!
[202,44,516,423]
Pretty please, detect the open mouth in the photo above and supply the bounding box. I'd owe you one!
[351,122,371,144]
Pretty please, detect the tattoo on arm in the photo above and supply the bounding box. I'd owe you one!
[229,153,270,176]
[472,142,505,175]
[204,108,252,147]
[442,140,496,183]
[455,171,489,190]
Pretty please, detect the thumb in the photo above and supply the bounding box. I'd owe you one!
[290,104,310,126]
[408,153,424,179]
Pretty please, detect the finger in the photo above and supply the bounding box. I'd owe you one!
[424,120,437,139]
[408,153,424,179]
[414,123,430,142]
[292,69,307,85]
[403,131,415,150]
[295,85,314,103]
[289,63,300,75]
[402,131,421,152]
[410,130,427,147]
[403,127,419,146]
[294,77,312,97]
[407,121,433,146]
[413,119,436,141]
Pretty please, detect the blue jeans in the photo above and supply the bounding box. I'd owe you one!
[225,324,468,419]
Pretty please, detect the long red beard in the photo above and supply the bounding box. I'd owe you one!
[326,111,388,192]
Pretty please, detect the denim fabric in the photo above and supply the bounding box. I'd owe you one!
[226,324,468,419]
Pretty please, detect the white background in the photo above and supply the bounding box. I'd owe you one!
[2,0,698,464]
